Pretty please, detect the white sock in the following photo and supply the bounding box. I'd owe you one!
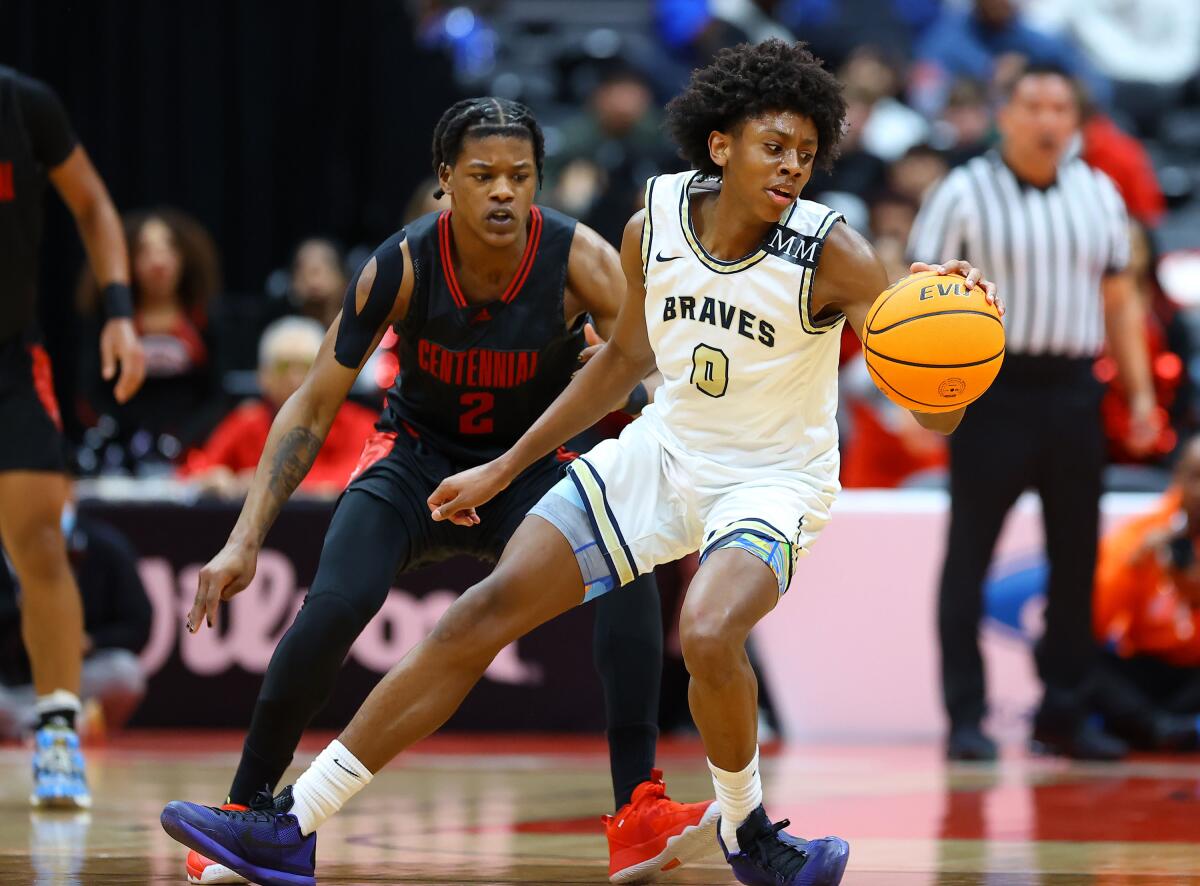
[35,690,81,729]
[290,740,373,835]
[709,748,762,853]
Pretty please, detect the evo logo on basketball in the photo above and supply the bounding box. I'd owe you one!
[918,281,969,299]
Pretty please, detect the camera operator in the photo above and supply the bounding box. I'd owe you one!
[1093,435,1200,750]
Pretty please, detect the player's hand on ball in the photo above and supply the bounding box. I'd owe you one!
[187,541,259,632]
[429,461,511,526]
[910,260,1003,317]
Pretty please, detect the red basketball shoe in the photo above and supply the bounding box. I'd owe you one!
[184,804,248,884]
[605,768,720,883]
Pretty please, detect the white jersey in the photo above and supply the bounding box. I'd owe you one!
[636,170,844,495]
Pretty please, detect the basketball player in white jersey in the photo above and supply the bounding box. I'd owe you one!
[160,40,997,886]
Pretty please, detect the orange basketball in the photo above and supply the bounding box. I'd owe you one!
[861,271,1005,413]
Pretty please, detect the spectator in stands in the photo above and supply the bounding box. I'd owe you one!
[1081,101,1167,227]
[1092,435,1200,750]
[909,0,1110,117]
[178,317,377,498]
[840,356,948,489]
[403,177,450,224]
[1034,0,1200,128]
[933,77,993,166]
[838,46,930,164]
[869,190,920,281]
[1096,221,1194,465]
[776,0,943,71]
[886,143,949,203]
[805,83,888,202]
[79,209,222,465]
[288,239,346,329]
[0,499,150,738]
[547,62,674,245]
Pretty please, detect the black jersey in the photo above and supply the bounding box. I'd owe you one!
[379,206,585,464]
[0,68,77,343]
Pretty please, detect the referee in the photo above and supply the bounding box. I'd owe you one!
[0,66,144,805]
[909,62,1158,762]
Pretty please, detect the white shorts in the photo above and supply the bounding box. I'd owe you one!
[529,416,837,598]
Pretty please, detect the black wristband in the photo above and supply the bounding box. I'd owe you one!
[623,382,649,416]
[101,282,134,320]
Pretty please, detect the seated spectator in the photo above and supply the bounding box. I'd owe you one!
[1082,105,1167,227]
[886,143,949,203]
[179,317,377,498]
[932,77,993,166]
[1034,0,1200,118]
[1095,221,1192,464]
[78,209,222,467]
[839,355,947,488]
[805,84,888,200]
[0,500,150,738]
[909,0,1110,116]
[289,238,347,328]
[868,190,920,281]
[776,0,943,71]
[546,61,675,245]
[840,46,930,164]
[1092,436,1200,750]
[403,177,450,224]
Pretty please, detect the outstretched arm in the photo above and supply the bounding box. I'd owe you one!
[429,212,656,525]
[187,238,412,631]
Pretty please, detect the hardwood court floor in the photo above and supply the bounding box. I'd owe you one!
[2,733,1200,884]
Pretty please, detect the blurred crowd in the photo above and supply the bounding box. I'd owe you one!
[51,0,1200,500]
[9,0,1200,745]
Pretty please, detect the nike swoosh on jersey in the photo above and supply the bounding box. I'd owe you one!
[655,251,683,262]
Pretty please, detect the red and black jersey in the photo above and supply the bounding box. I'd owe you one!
[0,67,77,344]
[379,205,585,464]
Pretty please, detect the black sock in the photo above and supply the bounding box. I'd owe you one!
[594,573,663,810]
[226,490,408,806]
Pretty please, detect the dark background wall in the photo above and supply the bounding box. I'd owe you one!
[1,0,460,420]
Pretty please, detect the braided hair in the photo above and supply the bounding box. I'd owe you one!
[431,97,545,198]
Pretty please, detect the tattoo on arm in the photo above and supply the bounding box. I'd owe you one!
[267,428,322,504]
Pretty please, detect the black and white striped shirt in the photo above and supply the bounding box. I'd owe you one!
[907,150,1130,357]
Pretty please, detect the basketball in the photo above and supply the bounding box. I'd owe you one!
[861,271,1005,413]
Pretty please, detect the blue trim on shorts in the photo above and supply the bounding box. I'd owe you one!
[701,529,792,595]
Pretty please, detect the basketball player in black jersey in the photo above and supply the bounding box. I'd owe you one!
[180,98,718,886]
[0,67,144,809]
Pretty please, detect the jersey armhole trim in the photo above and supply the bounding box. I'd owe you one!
[798,211,845,335]
[641,176,657,278]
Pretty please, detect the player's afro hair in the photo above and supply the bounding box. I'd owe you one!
[666,39,847,176]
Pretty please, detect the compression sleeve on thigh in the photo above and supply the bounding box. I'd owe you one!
[334,229,407,369]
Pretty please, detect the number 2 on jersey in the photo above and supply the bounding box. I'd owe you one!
[459,392,495,434]
[691,344,729,398]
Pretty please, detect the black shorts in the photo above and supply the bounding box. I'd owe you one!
[0,338,66,473]
[345,427,564,573]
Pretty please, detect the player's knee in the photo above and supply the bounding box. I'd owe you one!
[678,613,740,680]
[5,520,69,582]
[428,579,511,662]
